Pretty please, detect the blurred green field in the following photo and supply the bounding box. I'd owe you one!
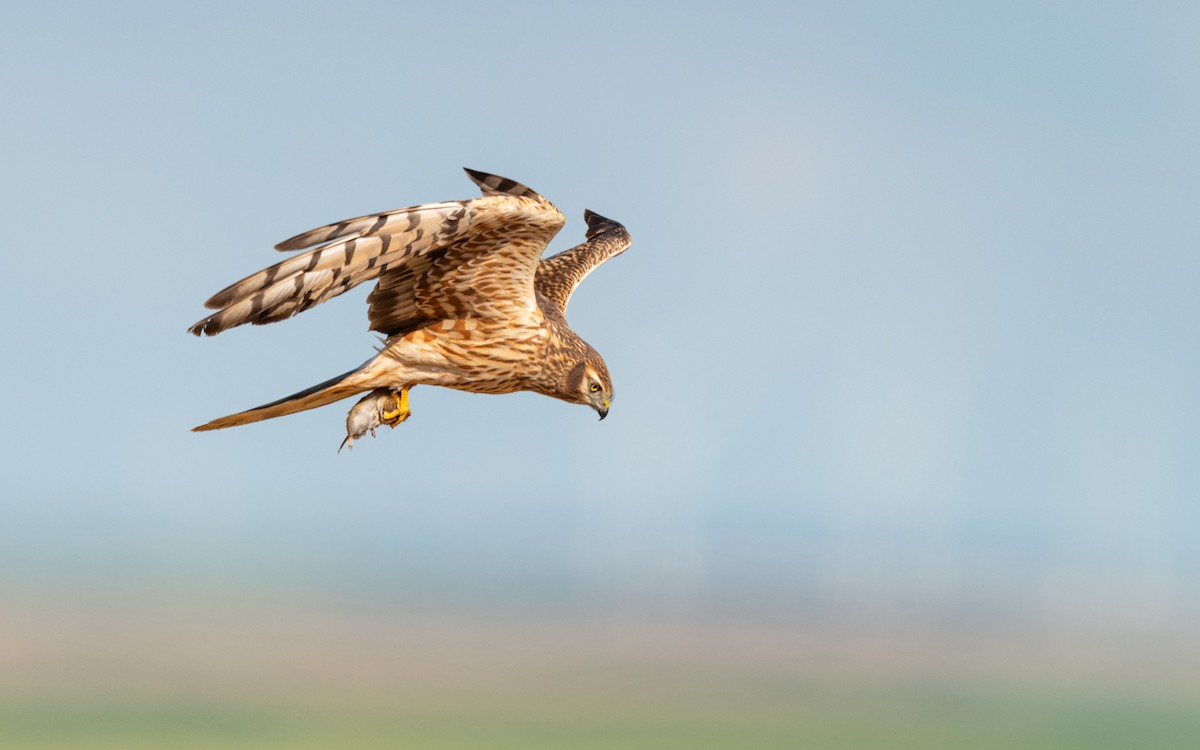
[2,592,1197,749]
[2,687,1197,750]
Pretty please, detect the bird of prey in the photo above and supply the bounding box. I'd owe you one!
[189,169,631,449]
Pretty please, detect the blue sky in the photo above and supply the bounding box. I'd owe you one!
[1,2,1197,628]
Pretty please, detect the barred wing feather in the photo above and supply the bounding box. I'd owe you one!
[189,177,563,337]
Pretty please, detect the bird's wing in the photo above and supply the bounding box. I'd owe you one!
[189,170,564,337]
[534,210,631,319]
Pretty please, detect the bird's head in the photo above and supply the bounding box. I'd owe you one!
[564,355,613,420]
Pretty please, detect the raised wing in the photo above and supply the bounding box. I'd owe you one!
[534,210,631,318]
[189,170,564,337]
[366,203,561,336]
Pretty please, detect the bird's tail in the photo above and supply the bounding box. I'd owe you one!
[192,361,376,432]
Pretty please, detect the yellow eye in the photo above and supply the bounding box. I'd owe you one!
[589,383,601,393]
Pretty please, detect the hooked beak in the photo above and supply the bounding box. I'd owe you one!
[597,399,610,421]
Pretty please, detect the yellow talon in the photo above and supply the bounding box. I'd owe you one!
[380,388,410,427]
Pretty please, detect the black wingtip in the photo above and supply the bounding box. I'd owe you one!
[582,209,626,240]
[462,168,540,199]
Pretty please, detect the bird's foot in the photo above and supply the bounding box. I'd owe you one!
[380,388,411,428]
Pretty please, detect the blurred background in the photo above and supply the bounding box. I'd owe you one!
[2,2,1198,747]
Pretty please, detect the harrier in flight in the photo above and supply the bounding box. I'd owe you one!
[190,169,631,449]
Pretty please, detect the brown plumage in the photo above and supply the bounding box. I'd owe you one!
[190,169,630,444]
